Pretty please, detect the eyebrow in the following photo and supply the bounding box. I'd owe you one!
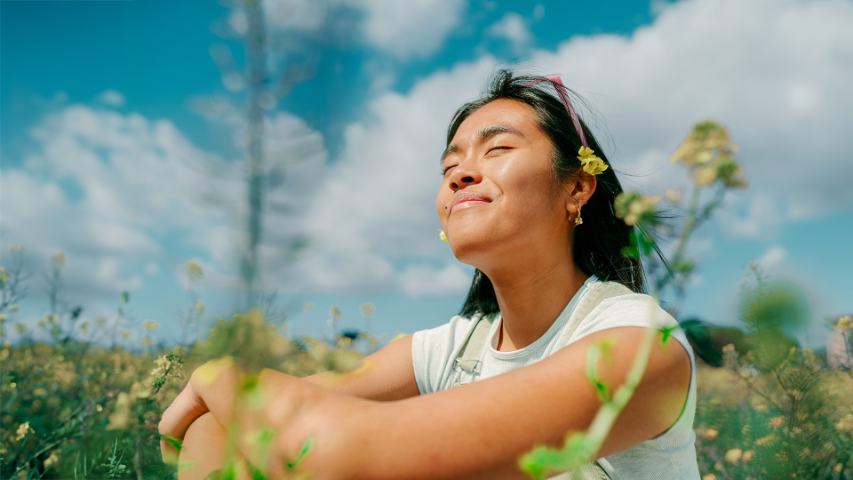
[441,124,526,164]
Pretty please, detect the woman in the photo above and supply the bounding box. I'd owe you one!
[159,70,699,479]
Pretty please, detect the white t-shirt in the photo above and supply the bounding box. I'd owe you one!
[411,275,701,479]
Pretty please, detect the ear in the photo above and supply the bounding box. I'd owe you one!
[563,172,597,218]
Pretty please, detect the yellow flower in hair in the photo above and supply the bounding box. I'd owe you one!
[577,146,608,175]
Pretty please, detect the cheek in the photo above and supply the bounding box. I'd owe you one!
[435,192,448,217]
[503,165,555,205]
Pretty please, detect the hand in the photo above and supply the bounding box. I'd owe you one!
[158,380,209,465]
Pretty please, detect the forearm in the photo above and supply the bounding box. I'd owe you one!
[188,357,362,478]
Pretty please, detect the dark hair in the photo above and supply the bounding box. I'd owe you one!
[448,69,650,318]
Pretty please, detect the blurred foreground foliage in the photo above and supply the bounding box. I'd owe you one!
[0,282,376,479]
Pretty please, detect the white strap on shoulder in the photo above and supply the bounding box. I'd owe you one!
[551,281,633,350]
[454,313,493,375]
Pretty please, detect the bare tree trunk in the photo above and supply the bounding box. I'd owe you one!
[241,0,268,310]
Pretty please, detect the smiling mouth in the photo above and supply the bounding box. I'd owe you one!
[450,199,490,214]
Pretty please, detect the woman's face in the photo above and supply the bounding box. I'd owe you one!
[436,98,573,266]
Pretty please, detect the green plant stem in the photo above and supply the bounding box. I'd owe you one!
[655,185,725,302]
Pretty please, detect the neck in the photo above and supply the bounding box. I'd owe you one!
[486,254,589,352]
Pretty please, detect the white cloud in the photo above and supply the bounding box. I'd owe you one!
[2,105,235,303]
[717,193,784,239]
[356,0,466,58]
[488,13,532,53]
[233,0,466,59]
[518,0,853,229]
[756,245,787,271]
[96,90,126,107]
[400,263,472,296]
[291,0,853,294]
[11,0,853,304]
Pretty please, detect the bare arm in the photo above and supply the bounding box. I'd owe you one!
[290,325,691,479]
[302,334,420,401]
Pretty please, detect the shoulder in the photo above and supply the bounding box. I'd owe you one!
[411,314,482,350]
[411,314,488,395]
[578,286,679,336]
[571,284,694,367]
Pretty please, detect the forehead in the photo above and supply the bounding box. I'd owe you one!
[452,98,541,141]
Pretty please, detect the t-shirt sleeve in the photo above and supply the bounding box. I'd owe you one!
[411,315,474,395]
[572,292,699,441]
[572,293,696,371]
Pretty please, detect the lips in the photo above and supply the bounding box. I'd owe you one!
[450,192,491,213]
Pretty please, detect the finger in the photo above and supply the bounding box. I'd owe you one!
[222,371,302,476]
[159,438,181,466]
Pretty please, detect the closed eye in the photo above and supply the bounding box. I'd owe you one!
[441,146,513,176]
[487,146,512,154]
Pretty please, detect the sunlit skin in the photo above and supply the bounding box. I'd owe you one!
[436,98,594,351]
[160,99,691,480]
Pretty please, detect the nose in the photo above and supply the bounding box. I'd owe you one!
[448,163,482,191]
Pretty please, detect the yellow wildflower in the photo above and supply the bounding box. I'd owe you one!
[51,252,65,269]
[694,166,718,186]
[664,188,682,205]
[44,450,59,468]
[360,303,375,317]
[614,192,661,226]
[194,300,205,313]
[836,315,852,330]
[742,450,754,462]
[150,355,172,378]
[15,421,31,441]
[143,320,159,331]
[702,475,717,480]
[577,146,608,175]
[769,416,785,428]
[185,259,204,282]
[725,448,743,464]
[107,392,131,430]
[835,413,853,433]
[751,398,768,413]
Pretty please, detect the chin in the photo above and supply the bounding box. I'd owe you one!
[448,234,492,266]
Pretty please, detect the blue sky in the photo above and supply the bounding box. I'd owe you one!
[2,0,851,350]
